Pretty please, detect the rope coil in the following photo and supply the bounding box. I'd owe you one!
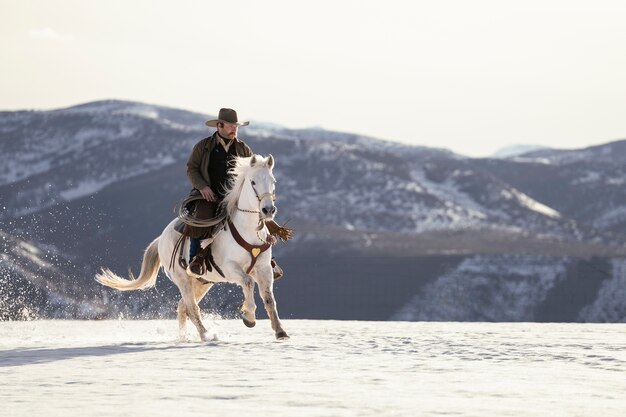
[177,195,227,228]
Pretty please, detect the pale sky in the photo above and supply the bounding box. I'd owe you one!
[2,0,626,157]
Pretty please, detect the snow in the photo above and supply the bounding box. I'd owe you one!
[1,319,625,416]
[59,179,116,200]
[120,105,159,119]
[512,156,553,165]
[409,168,491,231]
[510,189,561,219]
[606,177,626,186]
[592,206,626,229]
[574,171,602,185]
[491,144,549,158]
[0,158,51,186]
[16,241,51,268]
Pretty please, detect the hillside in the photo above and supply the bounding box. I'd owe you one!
[2,100,626,322]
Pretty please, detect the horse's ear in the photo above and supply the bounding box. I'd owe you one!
[267,154,274,169]
[250,155,257,166]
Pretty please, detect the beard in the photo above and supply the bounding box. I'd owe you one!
[218,130,236,141]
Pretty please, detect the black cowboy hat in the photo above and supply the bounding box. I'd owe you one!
[205,108,250,127]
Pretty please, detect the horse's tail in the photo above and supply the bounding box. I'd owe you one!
[96,237,161,291]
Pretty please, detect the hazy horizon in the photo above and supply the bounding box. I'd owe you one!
[2,96,615,158]
[2,0,626,157]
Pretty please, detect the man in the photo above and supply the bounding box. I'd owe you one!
[185,108,289,278]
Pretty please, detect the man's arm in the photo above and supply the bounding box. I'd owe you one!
[186,140,209,191]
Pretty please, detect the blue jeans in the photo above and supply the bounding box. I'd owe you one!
[189,237,201,262]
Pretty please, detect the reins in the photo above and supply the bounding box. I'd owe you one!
[176,175,276,275]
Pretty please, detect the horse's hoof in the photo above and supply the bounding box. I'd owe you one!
[275,331,289,340]
[200,332,219,342]
[243,318,256,328]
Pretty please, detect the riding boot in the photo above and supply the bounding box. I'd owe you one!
[271,257,284,280]
[187,244,213,277]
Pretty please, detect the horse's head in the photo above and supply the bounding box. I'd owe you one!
[247,154,277,221]
[223,154,278,221]
[222,154,277,222]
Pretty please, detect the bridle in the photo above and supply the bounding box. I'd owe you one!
[237,178,276,215]
[236,177,276,245]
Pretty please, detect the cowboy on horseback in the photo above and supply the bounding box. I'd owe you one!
[184,108,292,278]
[97,152,290,340]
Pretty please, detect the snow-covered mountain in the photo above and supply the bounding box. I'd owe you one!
[2,100,626,322]
[474,140,626,235]
[0,100,207,216]
[0,99,610,245]
[391,254,619,322]
[491,144,550,158]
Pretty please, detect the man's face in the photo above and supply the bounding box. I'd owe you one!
[218,122,238,140]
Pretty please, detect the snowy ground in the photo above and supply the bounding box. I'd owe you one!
[1,319,625,416]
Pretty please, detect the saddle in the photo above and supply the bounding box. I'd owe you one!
[169,192,294,278]
[170,217,226,277]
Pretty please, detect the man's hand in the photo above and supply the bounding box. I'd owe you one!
[199,186,216,202]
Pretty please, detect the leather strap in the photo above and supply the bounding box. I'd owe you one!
[228,221,271,274]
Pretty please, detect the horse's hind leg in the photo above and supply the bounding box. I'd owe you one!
[193,279,214,304]
[177,298,188,339]
[178,280,213,341]
[186,297,209,341]
[177,275,210,341]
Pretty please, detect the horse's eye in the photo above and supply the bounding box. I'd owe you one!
[251,180,256,186]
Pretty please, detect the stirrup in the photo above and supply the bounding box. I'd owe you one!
[187,255,206,277]
[187,245,215,277]
[186,264,203,278]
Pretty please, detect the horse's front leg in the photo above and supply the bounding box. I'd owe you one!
[256,263,289,340]
[241,275,257,328]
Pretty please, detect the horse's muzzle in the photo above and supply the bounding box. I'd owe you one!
[261,204,277,219]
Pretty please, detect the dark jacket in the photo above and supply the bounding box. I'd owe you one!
[186,132,253,191]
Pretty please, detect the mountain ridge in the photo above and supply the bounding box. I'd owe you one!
[2,99,626,322]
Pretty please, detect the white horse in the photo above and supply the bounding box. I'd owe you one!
[96,154,289,341]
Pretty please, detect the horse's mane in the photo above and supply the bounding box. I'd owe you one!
[220,155,272,219]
